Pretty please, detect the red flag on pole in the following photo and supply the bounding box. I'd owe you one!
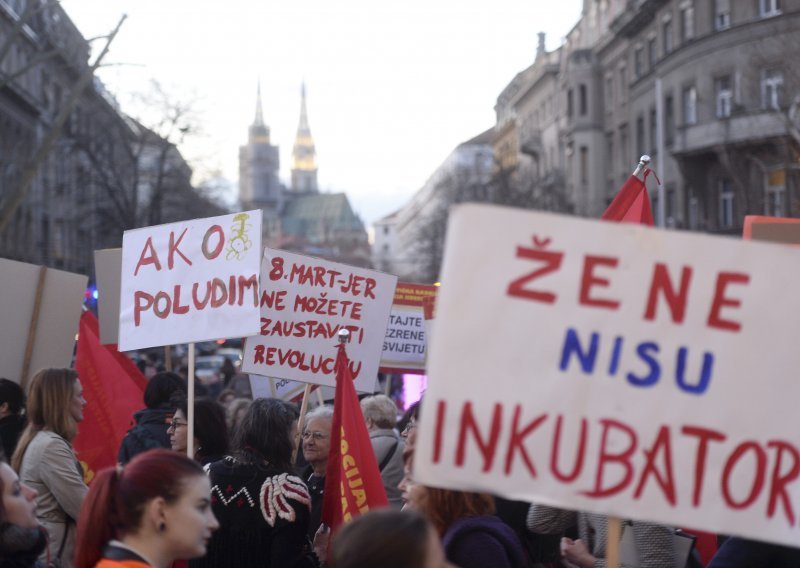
[601,173,655,226]
[74,311,146,482]
[321,340,388,532]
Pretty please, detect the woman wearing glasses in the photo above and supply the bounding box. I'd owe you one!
[168,397,228,466]
[11,368,88,568]
[300,405,333,539]
[191,398,318,568]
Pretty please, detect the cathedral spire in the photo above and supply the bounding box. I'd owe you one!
[249,80,270,144]
[291,81,318,193]
[254,80,265,126]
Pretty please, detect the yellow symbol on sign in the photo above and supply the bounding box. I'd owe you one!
[227,213,253,260]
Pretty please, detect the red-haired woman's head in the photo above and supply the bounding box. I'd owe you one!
[74,449,218,568]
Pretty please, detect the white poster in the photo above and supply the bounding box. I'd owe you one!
[119,211,262,351]
[415,204,800,548]
[242,248,397,393]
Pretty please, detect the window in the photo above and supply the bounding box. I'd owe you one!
[605,74,614,109]
[688,192,699,230]
[636,115,645,155]
[383,225,389,235]
[714,0,731,30]
[683,85,697,124]
[760,0,781,17]
[619,124,629,169]
[606,133,614,180]
[765,169,786,216]
[680,2,695,42]
[649,108,657,155]
[716,76,733,118]
[648,37,657,68]
[666,184,677,227]
[663,19,674,54]
[634,47,644,78]
[619,66,628,104]
[567,89,574,118]
[580,147,588,184]
[579,84,588,116]
[665,95,675,146]
[719,179,735,228]
[762,69,783,110]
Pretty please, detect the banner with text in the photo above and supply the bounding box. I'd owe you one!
[119,211,262,351]
[380,283,437,374]
[242,249,397,392]
[415,204,800,548]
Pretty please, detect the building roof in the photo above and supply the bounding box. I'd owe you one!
[281,192,365,235]
[458,127,495,148]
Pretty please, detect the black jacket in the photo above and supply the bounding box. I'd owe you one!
[0,414,26,460]
[116,407,173,464]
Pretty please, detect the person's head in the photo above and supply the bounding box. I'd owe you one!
[302,405,333,474]
[0,461,38,528]
[410,486,495,536]
[0,378,25,419]
[144,372,186,410]
[227,398,251,435]
[217,389,236,407]
[360,394,398,431]
[398,399,421,440]
[232,398,299,471]
[168,397,229,461]
[11,368,85,470]
[331,509,454,568]
[73,449,219,568]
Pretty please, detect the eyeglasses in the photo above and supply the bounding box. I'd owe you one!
[302,431,328,441]
[167,420,188,431]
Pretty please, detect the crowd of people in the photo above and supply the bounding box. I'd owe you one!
[2,367,799,568]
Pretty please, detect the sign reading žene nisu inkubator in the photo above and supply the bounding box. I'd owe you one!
[415,204,800,548]
[118,211,262,351]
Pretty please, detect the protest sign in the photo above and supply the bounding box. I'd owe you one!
[380,283,437,374]
[0,258,87,386]
[415,204,800,548]
[94,248,122,345]
[248,374,334,403]
[118,211,262,351]
[743,215,800,245]
[242,249,397,393]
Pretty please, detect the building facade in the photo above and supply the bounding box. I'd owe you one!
[494,0,800,233]
[0,0,218,279]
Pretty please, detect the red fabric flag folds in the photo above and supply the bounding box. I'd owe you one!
[321,343,388,532]
[601,174,655,226]
[74,311,146,482]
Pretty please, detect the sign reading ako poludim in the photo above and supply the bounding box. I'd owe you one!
[119,211,262,351]
[415,204,800,548]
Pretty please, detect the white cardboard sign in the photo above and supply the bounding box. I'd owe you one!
[119,211,262,351]
[94,248,122,345]
[0,258,87,385]
[415,204,800,548]
[242,248,397,393]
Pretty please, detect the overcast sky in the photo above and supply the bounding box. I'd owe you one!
[61,0,583,226]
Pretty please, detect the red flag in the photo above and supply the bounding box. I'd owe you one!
[321,342,388,531]
[74,311,146,482]
[601,174,655,226]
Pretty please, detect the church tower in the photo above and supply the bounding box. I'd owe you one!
[291,82,318,193]
[239,82,282,225]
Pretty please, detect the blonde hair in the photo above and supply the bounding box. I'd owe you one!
[11,368,79,472]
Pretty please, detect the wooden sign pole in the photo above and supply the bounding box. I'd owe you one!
[187,342,195,459]
[293,384,312,464]
[21,266,47,390]
[606,516,622,568]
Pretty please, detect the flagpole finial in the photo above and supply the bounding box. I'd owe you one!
[338,329,351,344]
[633,155,651,178]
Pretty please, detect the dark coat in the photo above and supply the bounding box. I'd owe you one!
[442,515,528,568]
[301,465,325,539]
[708,537,800,568]
[117,407,173,465]
[0,414,26,460]
[192,455,316,568]
[0,524,47,568]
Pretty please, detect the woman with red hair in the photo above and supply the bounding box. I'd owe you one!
[73,449,219,568]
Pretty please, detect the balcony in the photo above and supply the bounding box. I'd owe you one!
[519,124,543,158]
[672,111,788,157]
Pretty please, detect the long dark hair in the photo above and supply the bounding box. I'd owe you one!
[172,396,229,461]
[232,398,298,470]
[73,449,205,568]
[331,510,432,568]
